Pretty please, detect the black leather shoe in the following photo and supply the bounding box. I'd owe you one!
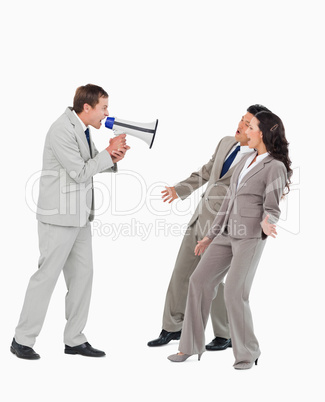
[147,329,181,347]
[205,337,232,351]
[10,338,40,360]
[64,342,106,357]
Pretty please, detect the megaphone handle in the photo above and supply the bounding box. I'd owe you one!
[113,129,125,136]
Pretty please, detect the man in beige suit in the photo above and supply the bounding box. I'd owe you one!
[11,84,129,359]
[148,104,270,350]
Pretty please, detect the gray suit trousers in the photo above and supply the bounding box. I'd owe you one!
[179,233,266,365]
[162,223,229,338]
[15,222,93,347]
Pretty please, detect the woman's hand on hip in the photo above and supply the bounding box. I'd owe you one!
[261,215,278,238]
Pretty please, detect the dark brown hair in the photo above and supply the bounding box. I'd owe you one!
[247,104,271,115]
[73,84,108,113]
[255,111,293,195]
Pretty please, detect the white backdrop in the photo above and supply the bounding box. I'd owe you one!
[1,0,323,401]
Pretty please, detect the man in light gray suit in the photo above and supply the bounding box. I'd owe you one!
[148,105,270,350]
[11,84,129,359]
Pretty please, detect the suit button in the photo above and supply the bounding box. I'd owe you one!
[205,197,208,201]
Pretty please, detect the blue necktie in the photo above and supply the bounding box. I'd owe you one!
[220,145,240,178]
[85,128,91,149]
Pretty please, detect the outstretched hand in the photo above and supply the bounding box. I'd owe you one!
[161,186,178,203]
[261,215,278,238]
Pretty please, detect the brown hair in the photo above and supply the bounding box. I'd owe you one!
[73,84,108,113]
[254,111,292,195]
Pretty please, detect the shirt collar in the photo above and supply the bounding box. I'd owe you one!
[245,151,270,166]
[73,110,88,132]
[239,144,254,154]
[256,151,270,162]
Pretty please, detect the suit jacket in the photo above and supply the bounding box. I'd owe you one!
[207,153,287,240]
[174,136,238,238]
[36,107,116,227]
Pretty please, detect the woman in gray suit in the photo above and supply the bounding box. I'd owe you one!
[167,111,292,369]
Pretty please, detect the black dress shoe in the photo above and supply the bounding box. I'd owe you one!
[10,338,40,360]
[64,342,106,357]
[205,336,232,351]
[147,329,181,347]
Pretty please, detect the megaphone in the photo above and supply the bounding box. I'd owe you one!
[104,117,158,149]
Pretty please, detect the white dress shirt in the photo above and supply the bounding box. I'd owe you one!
[237,151,269,189]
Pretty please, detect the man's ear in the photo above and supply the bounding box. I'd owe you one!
[83,103,90,113]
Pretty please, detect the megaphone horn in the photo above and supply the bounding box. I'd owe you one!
[104,117,158,149]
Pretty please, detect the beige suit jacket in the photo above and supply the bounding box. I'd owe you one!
[207,153,287,240]
[174,136,238,238]
[36,107,116,227]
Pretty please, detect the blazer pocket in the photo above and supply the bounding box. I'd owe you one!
[240,208,262,218]
[213,199,224,211]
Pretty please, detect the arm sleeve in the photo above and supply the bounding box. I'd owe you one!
[50,126,115,184]
[205,189,230,239]
[262,163,287,224]
[92,141,118,173]
[174,145,220,200]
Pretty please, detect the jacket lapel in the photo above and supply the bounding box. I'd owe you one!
[65,107,91,158]
[215,138,238,180]
[236,154,273,193]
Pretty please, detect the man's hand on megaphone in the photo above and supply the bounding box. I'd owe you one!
[106,134,127,156]
[161,186,179,203]
[111,145,131,163]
